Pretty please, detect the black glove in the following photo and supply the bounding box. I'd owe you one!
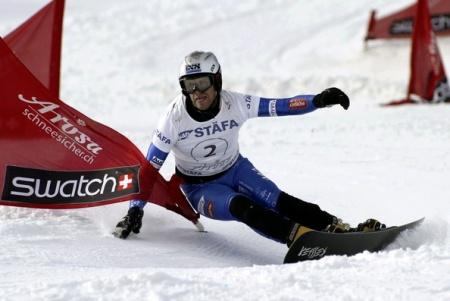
[113,207,144,239]
[313,87,350,110]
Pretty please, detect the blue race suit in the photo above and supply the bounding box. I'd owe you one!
[130,91,319,238]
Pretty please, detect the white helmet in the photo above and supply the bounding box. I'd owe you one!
[179,51,222,93]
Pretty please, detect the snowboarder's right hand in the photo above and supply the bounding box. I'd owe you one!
[113,207,144,239]
[313,87,350,110]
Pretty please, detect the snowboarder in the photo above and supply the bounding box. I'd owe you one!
[113,51,385,244]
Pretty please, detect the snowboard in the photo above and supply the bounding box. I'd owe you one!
[284,217,424,263]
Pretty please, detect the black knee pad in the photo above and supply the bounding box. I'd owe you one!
[229,195,253,220]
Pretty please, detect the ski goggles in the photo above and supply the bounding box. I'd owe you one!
[181,76,213,94]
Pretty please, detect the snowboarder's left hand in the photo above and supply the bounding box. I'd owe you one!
[313,87,350,110]
[113,207,144,239]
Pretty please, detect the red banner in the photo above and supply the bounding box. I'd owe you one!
[365,0,450,41]
[385,0,450,105]
[408,0,450,103]
[0,37,199,224]
[4,0,64,98]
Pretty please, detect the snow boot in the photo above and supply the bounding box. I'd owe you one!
[287,216,352,247]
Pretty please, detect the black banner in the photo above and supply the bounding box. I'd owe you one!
[2,165,140,204]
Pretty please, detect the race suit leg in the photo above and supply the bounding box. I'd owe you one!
[181,181,293,243]
[231,156,334,231]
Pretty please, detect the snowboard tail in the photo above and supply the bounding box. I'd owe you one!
[284,218,424,263]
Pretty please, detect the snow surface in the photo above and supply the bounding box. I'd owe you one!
[1,0,450,300]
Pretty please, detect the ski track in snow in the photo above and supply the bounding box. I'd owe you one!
[1,0,450,300]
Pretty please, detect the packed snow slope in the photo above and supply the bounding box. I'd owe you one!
[1,0,449,300]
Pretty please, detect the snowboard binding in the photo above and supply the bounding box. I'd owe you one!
[356,218,386,232]
[325,217,386,233]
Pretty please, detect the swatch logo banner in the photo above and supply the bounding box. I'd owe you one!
[2,165,140,204]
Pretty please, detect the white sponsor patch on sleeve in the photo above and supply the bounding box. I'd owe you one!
[269,99,277,116]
